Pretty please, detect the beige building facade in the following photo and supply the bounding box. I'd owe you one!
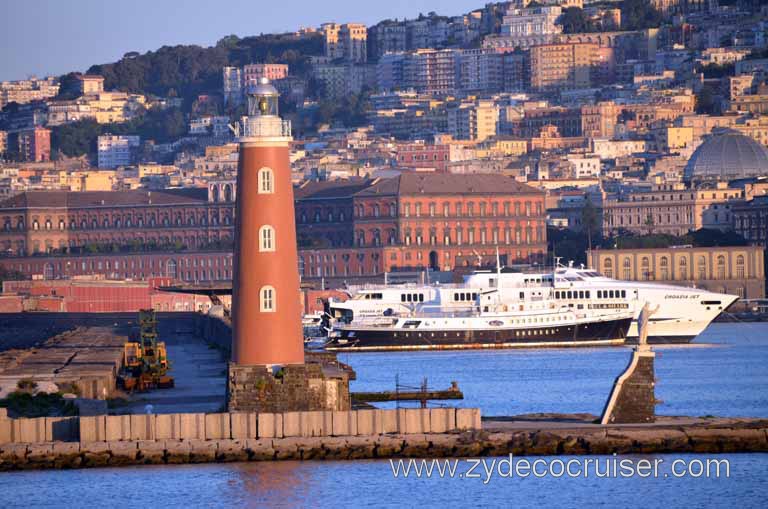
[589,246,765,300]
[603,183,745,236]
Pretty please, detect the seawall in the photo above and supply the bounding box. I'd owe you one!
[2,412,768,471]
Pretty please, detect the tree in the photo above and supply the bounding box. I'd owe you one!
[581,197,601,258]
[644,214,655,235]
[695,85,717,114]
[559,7,594,34]
[621,0,664,31]
[56,72,84,100]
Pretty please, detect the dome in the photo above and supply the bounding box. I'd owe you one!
[684,131,768,182]
[247,77,278,97]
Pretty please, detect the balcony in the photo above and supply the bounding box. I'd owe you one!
[236,116,292,139]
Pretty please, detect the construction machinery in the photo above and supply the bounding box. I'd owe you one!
[118,309,175,392]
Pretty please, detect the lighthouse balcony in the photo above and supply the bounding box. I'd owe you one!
[237,116,292,139]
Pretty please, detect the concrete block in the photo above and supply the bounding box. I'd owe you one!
[230,412,258,439]
[205,413,231,440]
[257,413,283,439]
[283,412,301,437]
[332,411,357,436]
[179,413,206,440]
[381,409,399,434]
[456,408,482,431]
[355,410,374,435]
[107,441,138,464]
[300,411,325,437]
[79,415,107,443]
[188,439,217,462]
[130,414,156,441]
[105,415,131,441]
[46,417,79,442]
[428,408,456,434]
[155,413,182,440]
[397,409,426,434]
[0,419,12,444]
[14,418,47,443]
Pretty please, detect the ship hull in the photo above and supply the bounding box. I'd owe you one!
[328,317,633,352]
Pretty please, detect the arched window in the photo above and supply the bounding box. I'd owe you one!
[260,286,276,312]
[166,259,177,278]
[716,255,726,280]
[258,168,274,194]
[224,184,233,202]
[603,258,613,278]
[660,257,669,280]
[736,255,745,279]
[698,256,707,280]
[641,257,650,281]
[623,258,631,280]
[679,257,688,280]
[259,225,275,252]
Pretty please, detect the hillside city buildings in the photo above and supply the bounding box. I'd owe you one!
[1,0,768,302]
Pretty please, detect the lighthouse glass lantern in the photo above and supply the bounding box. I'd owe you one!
[247,77,279,117]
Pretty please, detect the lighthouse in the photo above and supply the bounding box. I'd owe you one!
[231,78,304,367]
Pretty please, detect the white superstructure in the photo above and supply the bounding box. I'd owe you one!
[328,265,738,343]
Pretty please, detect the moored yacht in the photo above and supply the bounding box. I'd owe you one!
[327,284,634,351]
[327,264,738,344]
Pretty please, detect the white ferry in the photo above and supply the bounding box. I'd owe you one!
[327,284,634,351]
[327,264,738,344]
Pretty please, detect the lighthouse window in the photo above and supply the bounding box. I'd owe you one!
[258,168,274,194]
[260,286,276,312]
[259,225,275,252]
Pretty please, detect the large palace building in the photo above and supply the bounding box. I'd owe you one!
[0,174,547,282]
[295,173,547,279]
[0,187,234,256]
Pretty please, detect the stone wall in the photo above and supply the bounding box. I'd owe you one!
[0,407,480,445]
[227,363,351,413]
[4,414,768,471]
[602,351,656,424]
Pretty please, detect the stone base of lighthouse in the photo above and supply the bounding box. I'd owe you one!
[227,358,352,413]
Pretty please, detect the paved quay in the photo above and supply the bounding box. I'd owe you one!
[0,326,127,399]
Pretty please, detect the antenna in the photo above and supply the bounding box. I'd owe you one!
[495,246,501,281]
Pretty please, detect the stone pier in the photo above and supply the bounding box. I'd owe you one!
[601,350,657,424]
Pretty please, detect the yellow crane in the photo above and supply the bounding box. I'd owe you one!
[118,309,174,392]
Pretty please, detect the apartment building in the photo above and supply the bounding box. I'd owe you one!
[530,43,601,93]
[322,23,367,63]
[97,134,140,169]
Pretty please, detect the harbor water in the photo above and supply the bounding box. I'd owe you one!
[2,322,767,508]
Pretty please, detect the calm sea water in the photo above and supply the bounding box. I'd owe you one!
[1,322,767,508]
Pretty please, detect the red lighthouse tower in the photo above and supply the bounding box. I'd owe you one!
[231,78,304,367]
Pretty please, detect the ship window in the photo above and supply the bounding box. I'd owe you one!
[578,291,584,299]
[453,293,459,302]
[401,294,406,302]
[609,290,615,298]
[567,291,572,299]
[585,291,590,299]
[418,294,424,302]
[520,292,525,299]
[621,290,626,298]
[472,293,478,300]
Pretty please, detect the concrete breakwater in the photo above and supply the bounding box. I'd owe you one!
[2,412,768,471]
